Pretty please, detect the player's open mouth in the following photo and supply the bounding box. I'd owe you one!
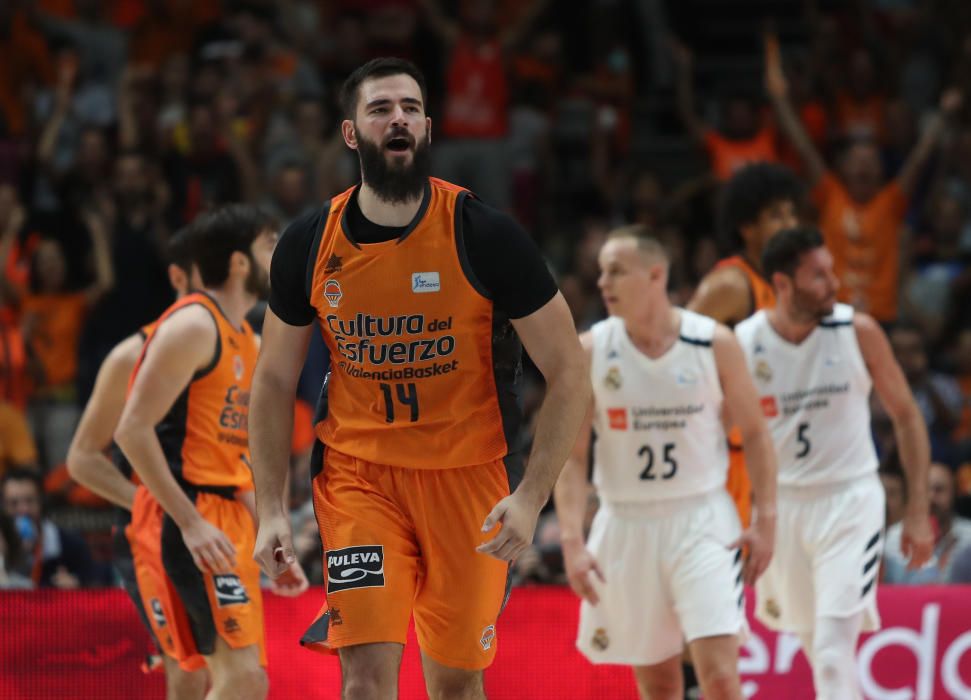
[386,137,411,152]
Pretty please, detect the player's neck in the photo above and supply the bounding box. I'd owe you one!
[623,302,679,359]
[742,244,763,274]
[358,182,424,228]
[204,286,256,331]
[767,307,817,345]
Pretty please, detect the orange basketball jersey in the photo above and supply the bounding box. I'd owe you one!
[131,292,259,488]
[307,179,520,469]
[715,255,776,314]
[715,255,775,528]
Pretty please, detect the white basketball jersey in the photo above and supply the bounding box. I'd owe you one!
[590,310,728,503]
[734,303,877,486]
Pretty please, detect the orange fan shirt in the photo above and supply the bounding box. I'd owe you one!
[131,292,259,489]
[703,127,779,181]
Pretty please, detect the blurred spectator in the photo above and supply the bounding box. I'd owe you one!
[0,402,38,477]
[27,0,127,87]
[835,47,888,143]
[0,3,54,139]
[0,467,102,588]
[262,159,316,229]
[768,32,961,322]
[0,509,33,589]
[20,211,112,470]
[884,463,971,583]
[949,540,971,583]
[889,325,963,460]
[674,38,778,181]
[879,450,908,528]
[902,187,970,340]
[420,0,550,209]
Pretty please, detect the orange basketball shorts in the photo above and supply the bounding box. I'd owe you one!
[127,486,205,671]
[160,488,267,666]
[301,443,513,670]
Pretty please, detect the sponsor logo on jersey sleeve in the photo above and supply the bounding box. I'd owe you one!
[324,279,343,308]
[326,545,385,593]
[150,598,167,627]
[760,395,779,418]
[607,407,628,430]
[411,272,441,293]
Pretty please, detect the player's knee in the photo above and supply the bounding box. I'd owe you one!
[813,647,855,699]
[342,673,395,700]
[426,671,484,700]
[166,667,207,700]
[695,665,741,700]
[634,670,681,700]
[214,665,267,700]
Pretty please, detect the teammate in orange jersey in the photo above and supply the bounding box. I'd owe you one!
[116,205,308,700]
[250,57,589,699]
[67,227,209,698]
[688,162,801,531]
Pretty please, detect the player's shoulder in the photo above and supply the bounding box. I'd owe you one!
[689,264,752,320]
[819,302,857,328]
[461,195,524,237]
[734,309,766,336]
[679,308,718,346]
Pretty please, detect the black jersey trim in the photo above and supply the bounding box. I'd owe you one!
[339,182,432,250]
[679,334,712,348]
[305,202,330,300]
[820,319,853,328]
[453,190,491,299]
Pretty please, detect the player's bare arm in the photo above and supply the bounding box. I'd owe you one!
[713,324,778,584]
[66,332,143,509]
[688,266,754,326]
[854,313,933,569]
[764,31,826,186]
[552,332,604,604]
[115,306,238,573]
[478,292,591,562]
[249,308,314,579]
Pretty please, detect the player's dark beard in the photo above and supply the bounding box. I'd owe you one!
[356,128,430,204]
[244,257,270,299]
[792,286,834,322]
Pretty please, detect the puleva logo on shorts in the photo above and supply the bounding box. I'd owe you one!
[213,574,250,607]
[324,279,342,308]
[150,598,167,627]
[411,272,441,293]
[327,545,385,593]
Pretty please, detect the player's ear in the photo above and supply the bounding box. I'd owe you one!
[230,250,250,280]
[426,116,432,144]
[342,120,358,150]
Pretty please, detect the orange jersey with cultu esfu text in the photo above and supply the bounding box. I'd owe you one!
[308,179,522,469]
[129,291,259,489]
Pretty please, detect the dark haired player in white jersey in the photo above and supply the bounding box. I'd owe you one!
[734,227,933,699]
[555,225,778,700]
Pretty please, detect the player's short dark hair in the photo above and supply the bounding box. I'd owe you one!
[339,57,428,120]
[719,162,802,254]
[166,224,196,273]
[761,226,824,280]
[191,204,276,288]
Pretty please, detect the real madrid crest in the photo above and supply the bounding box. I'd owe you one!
[604,366,622,390]
[755,359,773,383]
[591,627,609,651]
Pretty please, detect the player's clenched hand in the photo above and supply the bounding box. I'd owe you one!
[477,491,542,562]
[562,539,605,605]
[901,511,934,571]
[253,510,295,579]
[731,516,775,586]
[181,516,237,573]
[270,560,310,597]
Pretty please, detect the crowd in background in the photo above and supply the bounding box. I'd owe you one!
[1,0,971,592]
